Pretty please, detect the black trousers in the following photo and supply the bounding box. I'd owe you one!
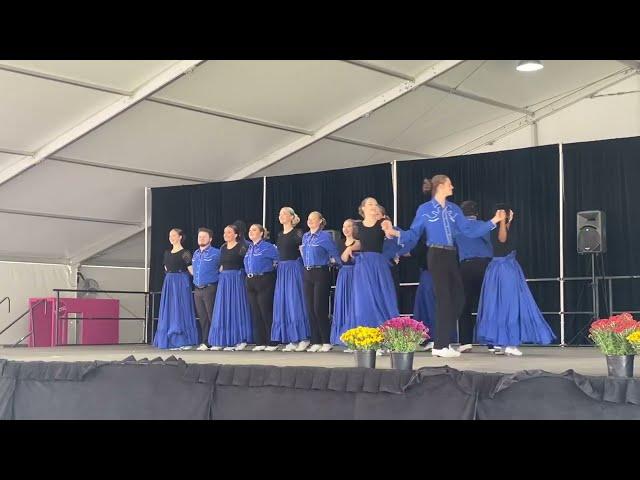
[194,284,217,345]
[459,257,491,345]
[428,248,466,349]
[246,272,277,346]
[303,267,331,345]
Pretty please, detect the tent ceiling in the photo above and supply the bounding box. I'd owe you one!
[0,59,636,265]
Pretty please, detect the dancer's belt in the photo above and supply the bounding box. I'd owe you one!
[194,283,217,289]
[461,257,492,264]
[429,244,456,251]
[304,265,327,270]
[246,272,273,278]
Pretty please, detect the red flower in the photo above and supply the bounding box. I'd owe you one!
[589,313,640,334]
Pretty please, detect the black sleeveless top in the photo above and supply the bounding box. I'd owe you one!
[354,219,385,253]
[492,224,516,257]
[220,242,248,270]
[164,249,192,272]
[277,228,303,261]
[338,238,357,266]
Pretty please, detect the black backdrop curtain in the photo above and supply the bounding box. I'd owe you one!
[396,145,561,341]
[147,137,640,346]
[265,163,393,239]
[149,178,263,295]
[562,137,640,344]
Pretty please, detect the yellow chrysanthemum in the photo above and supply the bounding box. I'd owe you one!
[626,330,640,344]
[340,326,383,350]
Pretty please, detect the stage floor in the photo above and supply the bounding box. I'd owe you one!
[0,344,624,376]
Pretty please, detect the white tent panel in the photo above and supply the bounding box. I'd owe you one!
[338,87,522,155]
[0,212,136,261]
[0,60,181,91]
[0,152,21,171]
[537,76,640,146]
[0,161,195,222]
[83,231,146,267]
[470,125,536,154]
[435,60,626,108]
[58,101,303,180]
[257,139,415,177]
[153,60,402,130]
[0,69,121,151]
[358,60,441,77]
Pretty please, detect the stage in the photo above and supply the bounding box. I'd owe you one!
[1,345,639,420]
[0,344,629,376]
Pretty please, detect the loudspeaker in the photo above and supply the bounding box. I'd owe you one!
[577,210,606,254]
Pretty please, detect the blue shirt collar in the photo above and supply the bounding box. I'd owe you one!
[430,198,447,209]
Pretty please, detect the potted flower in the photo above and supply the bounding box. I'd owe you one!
[340,326,384,368]
[627,330,640,355]
[588,312,640,377]
[379,317,429,370]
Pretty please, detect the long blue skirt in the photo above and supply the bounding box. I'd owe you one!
[330,264,355,345]
[475,252,556,346]
[352,252,399,328]
[271,259,310,343]
[413,269,436,335]
[208,270,254,347]
[153,272,199,349]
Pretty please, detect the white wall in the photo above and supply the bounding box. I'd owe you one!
[0,261,75,345]
[78,265,146,344]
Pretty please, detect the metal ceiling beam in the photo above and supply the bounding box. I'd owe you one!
[617,60,640,71]
[443,67,638,156]
[425,82,532,114]
[225,60,464,180]
[1,63,440,163]
[0,208,141,226]
[0,147,212,183]
[69,226,145,266]
[0,63,131,95]
[325,136,434,158]
[344,59,531,115]
[344,60,415,81]
[0,60,205,188]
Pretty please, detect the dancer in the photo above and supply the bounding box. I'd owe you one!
[153,228,199,350]
[272,207,311,352]
[301,211,341,352]
[191,227,221,351]
[382,175,505,358]
[475,206,556,355]
[351,198,400,328]
[454,200,493,353]
[330,218,359,347]
[244,224,278,351]
[208,224,254,351]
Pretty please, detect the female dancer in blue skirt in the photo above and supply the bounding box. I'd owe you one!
[351,197,399,328]
[153,228,199,350]
[411,240,436,347]
[330,218,359,347]
[271,207,312,352]
[475,208,555,356]
[208,224,254,351]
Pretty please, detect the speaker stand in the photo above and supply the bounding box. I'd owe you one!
[589,253,599,321]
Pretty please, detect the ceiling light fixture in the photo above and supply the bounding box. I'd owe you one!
[516,60,544,72]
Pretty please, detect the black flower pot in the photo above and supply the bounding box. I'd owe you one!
[606,355,635,377]
[354,350,376,368]
[390,352,414,370]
